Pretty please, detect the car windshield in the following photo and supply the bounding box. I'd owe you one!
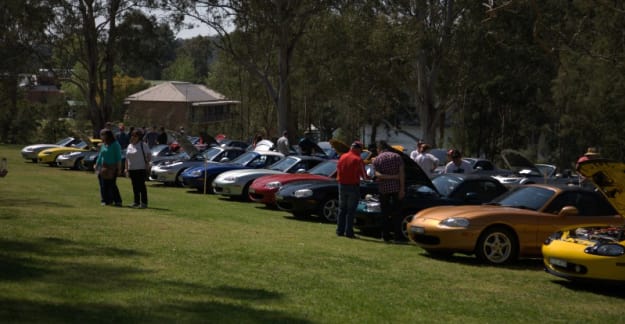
[229,151,259,166]
[56,137,75,146]
[199,147,223,161]
[308,160,337,177]
[269,156,299,171]
[431,174,461,197]
[72,141,88,149]
[489,186,555,210]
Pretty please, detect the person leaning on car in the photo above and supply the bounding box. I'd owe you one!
[373,140,405,242]
[336,140,369,238]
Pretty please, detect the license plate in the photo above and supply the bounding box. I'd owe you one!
[410,226,425,234]
[550,257,567,267]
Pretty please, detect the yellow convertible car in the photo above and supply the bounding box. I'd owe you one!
[38,138,101,165]
[542,159,625,282]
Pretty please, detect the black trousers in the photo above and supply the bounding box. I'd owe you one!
[380,192,402,240]
[129,169,148,205]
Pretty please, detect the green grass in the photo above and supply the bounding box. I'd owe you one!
[0,144,623,323]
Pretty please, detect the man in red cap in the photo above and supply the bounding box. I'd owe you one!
[336,140,368,238]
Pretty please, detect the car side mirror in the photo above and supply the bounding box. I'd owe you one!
[558,206,579,217]
[296,168,306,173]
[220,157,230,162]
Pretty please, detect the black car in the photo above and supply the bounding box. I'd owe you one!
[274,147,431,223]
[355,173,508,240]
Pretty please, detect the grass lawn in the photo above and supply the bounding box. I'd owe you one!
[0,144,623,323]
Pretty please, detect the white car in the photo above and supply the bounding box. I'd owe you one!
[212,155,325,200]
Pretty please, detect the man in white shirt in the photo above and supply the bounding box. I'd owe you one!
[415,143,439,178]
[444,149,473,174]
[276,130,290,155]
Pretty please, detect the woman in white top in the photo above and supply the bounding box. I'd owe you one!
[125,129,151,208]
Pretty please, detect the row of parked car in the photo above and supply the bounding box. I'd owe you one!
[21,136,625,283]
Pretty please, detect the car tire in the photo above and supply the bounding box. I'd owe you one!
[475,226,518,264]
[76,158,87,171]
[395,214,414,241]
[239,182,252,202]
[319,197,339,223]
[174,169,186,187]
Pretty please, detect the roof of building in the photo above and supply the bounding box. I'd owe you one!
[125,81,228,103]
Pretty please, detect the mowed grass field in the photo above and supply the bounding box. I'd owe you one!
[0,144,623,323]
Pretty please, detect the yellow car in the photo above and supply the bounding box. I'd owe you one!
[542,159,625,282]
[38,138,101,165]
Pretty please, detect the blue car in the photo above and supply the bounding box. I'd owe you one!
[182,151,285,193]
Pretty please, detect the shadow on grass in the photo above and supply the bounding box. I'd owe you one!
[417,250,545,270]
[550,280,625,298]
[0,197,73,208]
[0,237,312,323]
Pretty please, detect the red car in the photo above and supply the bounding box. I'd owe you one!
[248,160,338,205]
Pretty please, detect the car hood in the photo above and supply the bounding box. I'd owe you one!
[387,146,436,191]
[23,144,62,151]
[39,147,87,155]
[577,159,625,217]
[218,168,283,179]
[500,149,542,175]
[252,173,332,187]
[414,204,529,222]
[175,135,199,156]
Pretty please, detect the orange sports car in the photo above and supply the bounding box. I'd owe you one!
[407,184,624,264]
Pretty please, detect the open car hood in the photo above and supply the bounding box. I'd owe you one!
[174,135,199,156]
[577,159,625,217]
[388,146,436,191]
[500,149,542,176]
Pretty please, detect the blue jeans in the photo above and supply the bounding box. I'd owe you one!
[337,184,360,237]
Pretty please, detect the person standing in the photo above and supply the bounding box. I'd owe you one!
[444,149,472,174]
[415,143,439,178]
[576,147,601,188]
[145,126,159,148]
[96,129,123,206]
[336,141,368,238]
[372,140,405,242]
[276,130,290,155]
[116,125,130,149]
[125,129,151,208]
[157,127,168,145]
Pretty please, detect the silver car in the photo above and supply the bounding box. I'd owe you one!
[150,146,245,186]
[56,150,93,170]
[212,155,326,200]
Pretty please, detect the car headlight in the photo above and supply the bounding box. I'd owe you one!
[363,201,381,213]
[439,217,470,228]
[294,189,313,198]
[221,175,237,182]
[66,152,82,157]
[585,244,625,256]
[188,170,203,177]
[265,181,282,189]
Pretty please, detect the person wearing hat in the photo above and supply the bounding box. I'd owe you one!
[336,140,368,238]
[576,147,601,188]
[576,147,600,169]
[444,149,472,174]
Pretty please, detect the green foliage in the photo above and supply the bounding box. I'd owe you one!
[162,54,196,82]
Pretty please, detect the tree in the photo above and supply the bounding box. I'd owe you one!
[116,9,177,80]
[166,0,332,141]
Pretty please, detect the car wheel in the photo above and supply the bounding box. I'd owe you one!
[174,169,186,187]
[76,158,87,171]
[395,214,414,241]
[31,158,37,163]
[239,182,252,202]
[475,227,518,264]
[319,197,339,223]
